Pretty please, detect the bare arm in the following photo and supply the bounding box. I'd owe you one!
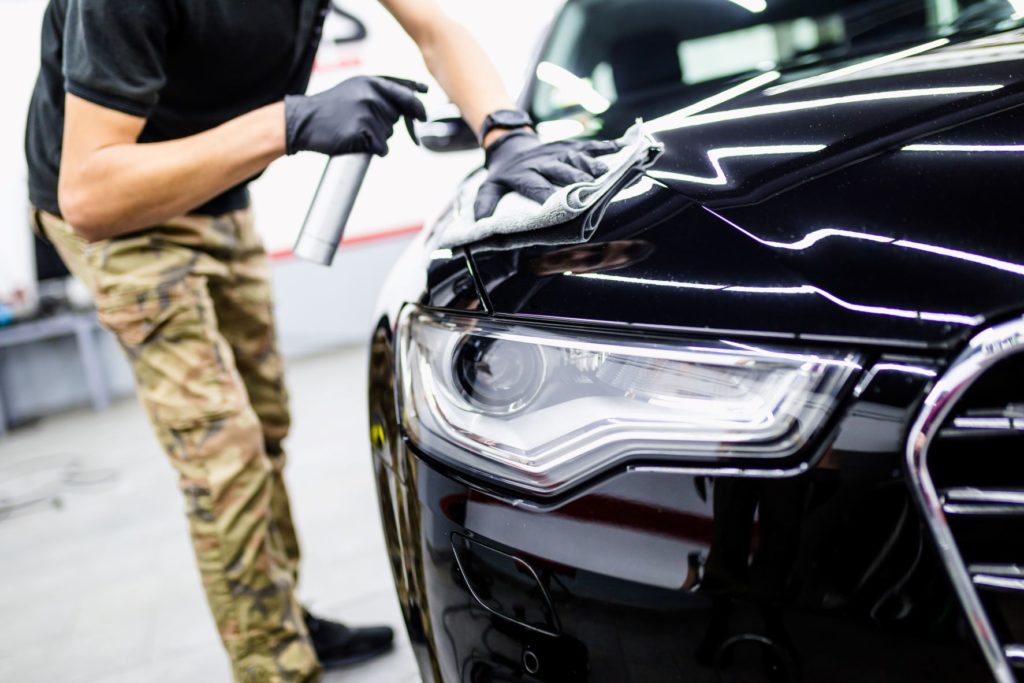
[378,0,522,146]
[58,94,285,241]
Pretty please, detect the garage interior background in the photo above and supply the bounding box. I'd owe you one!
[0,0,562,425]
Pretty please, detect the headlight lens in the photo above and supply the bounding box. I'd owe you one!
[452,336,547,414]
[397,307,860,495]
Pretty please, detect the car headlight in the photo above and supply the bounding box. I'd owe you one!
[397,306,861,495]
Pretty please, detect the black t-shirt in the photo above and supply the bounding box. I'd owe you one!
[25,0,329,218]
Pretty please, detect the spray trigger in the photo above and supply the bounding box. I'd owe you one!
[381,76,428,146]
[381,76,429,94]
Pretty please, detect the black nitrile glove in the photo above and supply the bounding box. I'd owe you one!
[284,76,428,157]
[474,131,622,220]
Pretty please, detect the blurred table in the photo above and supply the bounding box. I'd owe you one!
[0,311,110,435]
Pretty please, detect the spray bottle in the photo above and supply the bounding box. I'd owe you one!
[292,152,372,265]
[292,78,427,266]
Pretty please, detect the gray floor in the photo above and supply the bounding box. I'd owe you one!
[0,346,420,683]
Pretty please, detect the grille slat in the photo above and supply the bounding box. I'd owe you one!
[971,565,1024,578]
[972,566,1024,594]
[942,488,1024,516]
[938,411,1024,439]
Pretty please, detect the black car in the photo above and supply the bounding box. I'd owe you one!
[368,1,1024,681]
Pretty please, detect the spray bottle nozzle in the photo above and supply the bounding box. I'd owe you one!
[380,76,429,146]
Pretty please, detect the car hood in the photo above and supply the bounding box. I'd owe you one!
[641,29,1024,204]
[456,30,1024,350]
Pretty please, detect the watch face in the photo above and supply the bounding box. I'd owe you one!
[491,110,533,128]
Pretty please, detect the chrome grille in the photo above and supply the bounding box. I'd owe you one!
[942,487,1024,516]
[907,317,1024,683]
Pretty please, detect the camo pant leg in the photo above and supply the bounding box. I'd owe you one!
[36,209,321,683]
[207,209,301,584]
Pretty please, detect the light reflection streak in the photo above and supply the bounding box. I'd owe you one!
[903,143,1024,152]
[536,119,587,142]
[726,285,818,294]
[809,287,978,325]
[764,39,950,96]
[853,362,938,397]
[704,207,1024,277]
[894,240,1024,277]
[867,363,937,378]
[565,272,982,326]
[720,284,927,322]
[536,61,611,115]
[814,46,1024,83]
[666,71,780,121]
[647,85,1003,133]
[564,272,726,290]
[720,340,863,369]
[705,208,893,250]
[647,145,826,186]
[727,0,767,12]
[757,228,893,250]
[610,176,667,203]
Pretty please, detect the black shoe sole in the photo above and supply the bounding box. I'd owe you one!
[318,641,395,670]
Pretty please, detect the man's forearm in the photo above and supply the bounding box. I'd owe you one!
[379,0,522,144]
[59,101,285,241]
[415,17,517,139]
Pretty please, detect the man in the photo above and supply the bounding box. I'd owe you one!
[24,1,616,681]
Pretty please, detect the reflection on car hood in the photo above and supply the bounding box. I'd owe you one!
[460,30,1024,350]
[642,29,1024,202]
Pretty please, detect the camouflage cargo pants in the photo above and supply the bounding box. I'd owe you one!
[37,208,322,683]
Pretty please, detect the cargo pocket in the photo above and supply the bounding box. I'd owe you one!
[97,278,247,431]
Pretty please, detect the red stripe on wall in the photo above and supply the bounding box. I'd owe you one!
[312,55,363,73]
[268,223,423,261]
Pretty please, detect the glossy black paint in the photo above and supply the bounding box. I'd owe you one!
[403,463,989,683]
[370,321,989,681]
[366,18,1024,683]
[463,31,1024,349]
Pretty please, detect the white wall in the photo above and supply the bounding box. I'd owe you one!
[0,0,47,308]
[0,0,563,423]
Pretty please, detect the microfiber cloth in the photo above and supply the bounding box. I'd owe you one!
[434,121,664,250]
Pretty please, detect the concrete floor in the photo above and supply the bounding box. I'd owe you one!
[0,346,420,683]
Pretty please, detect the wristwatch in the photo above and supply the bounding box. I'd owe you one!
[479,109,534,144]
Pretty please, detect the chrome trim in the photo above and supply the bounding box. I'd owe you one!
[945,503,1024,515]
[906,315,1024,683]
[974,574,1024,593]
[942,487,1024,515]
[1007,645,1024,666]
[970,564,1024,578]
[952,416,1016,430]
[971,562,1024,593]
[627,462,811,479]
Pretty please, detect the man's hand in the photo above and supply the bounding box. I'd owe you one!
[285,76,427,157]
[474,131,622,220]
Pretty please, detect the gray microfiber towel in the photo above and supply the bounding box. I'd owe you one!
[434,121,664,249]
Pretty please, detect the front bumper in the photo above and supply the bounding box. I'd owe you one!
[368,320,995,683]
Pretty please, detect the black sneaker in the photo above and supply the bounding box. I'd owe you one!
[303,610,395,669]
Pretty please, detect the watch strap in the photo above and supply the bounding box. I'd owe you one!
[480,109,533,144]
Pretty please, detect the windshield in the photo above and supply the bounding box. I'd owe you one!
[529,0,1024,138]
